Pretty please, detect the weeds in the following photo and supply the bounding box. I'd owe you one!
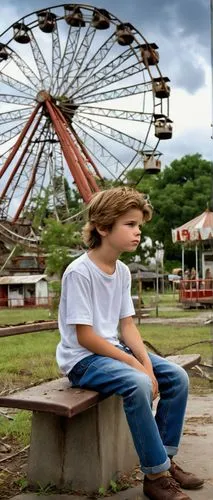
[0,411,31,446]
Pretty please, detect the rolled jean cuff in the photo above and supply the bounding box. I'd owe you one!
[141,456,171,474]
[165,446,178,456]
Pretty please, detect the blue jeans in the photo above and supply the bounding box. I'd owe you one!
[68,348,189,474]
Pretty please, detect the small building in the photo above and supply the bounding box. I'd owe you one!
[128,262,167,291]
[0,275,49,308]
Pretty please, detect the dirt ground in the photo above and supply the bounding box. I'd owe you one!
[0,437,28,499]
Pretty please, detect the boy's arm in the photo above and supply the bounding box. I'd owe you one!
[120,316,158,396]
[120,316,152,368]
[76,324,149,374]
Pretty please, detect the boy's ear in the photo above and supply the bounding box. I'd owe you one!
[95,225,108,237]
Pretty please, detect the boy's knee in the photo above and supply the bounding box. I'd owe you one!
[128,371,152,399]
[173,364,189,390]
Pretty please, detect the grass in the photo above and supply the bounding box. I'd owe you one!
[139,323,213,396]
[0,307,51,325]
[0,308,60,447]
[0,307,59,390]
[139,323,212,361]
[141,291,180,307]
[0,411,31,446]
[0,330,60,392]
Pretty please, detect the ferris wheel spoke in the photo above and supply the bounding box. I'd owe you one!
[25,140,49,199]
[0,145,14,163]
[25,139,52,216]
[80,143,117,179]
[0,141,40,218]
[78,106,153,123]
[48,154,60,219]
[0,104,42,179]
[74,122,125,179]
[0,117,45,198]
[76,81,152,104]
[0,120,30,147]
[0,112,44,204]
[30,32,51,90]
[70,32,117,93]
[28,125,52,194]
[10,50,41,91]
[11,128,50,221]
[117,153,142,181]
[4,142,40,201]
[47,141,69,218]
[75,60,144,100]
[0,72,36,97]
[62,24,96,96]
[51,25,62,93]
[72,47,136,97]
[76,115,143,152]
[51,138,65,182]
[0,107,32,125]
[0,94,35,105]
[56,27,81,95]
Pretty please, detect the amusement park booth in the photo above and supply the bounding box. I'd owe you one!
[0,275,49,307]
[172,210,213,307]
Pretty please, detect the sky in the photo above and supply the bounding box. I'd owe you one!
[0,0,212,169]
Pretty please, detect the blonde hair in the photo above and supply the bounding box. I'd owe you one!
[82,186,152,248]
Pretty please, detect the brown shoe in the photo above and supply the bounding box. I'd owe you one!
[170,460,204,489]
[143,474,192,499]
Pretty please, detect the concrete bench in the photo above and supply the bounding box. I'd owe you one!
[0,353,201,492]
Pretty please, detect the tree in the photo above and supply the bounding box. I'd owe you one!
[126,154,213,270]
[40,217,83,313]
[41,218,83,278]
[23,176,83,229]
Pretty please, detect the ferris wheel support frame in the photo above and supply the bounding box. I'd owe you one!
[53,103,101,193]
[0,112,43,203]
[71,126,103,181]
[0,103,41,179]
[12,128,49,222]
[45,98,100,202]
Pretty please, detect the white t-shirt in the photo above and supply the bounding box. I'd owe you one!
[56,252,135,374]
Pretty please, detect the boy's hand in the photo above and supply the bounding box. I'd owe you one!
[128,356,159,400]
[151,376,159,400]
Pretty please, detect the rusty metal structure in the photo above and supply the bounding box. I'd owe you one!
[0,4,172,239]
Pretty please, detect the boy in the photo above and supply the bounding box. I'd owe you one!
[56,187,204,500]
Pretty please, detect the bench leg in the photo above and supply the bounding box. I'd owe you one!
[27,395,138,491]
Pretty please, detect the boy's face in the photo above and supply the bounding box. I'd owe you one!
[103,208,143,254]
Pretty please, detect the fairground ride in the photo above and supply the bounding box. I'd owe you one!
[0,3,172,247]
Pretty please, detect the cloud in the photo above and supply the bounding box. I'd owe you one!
[1,0,210,96]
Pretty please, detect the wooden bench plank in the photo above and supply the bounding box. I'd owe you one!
[166,354,201,370]
[0,320,58,338]
[0,378,102,417]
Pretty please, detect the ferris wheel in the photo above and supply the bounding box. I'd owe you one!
[0,3,172,229]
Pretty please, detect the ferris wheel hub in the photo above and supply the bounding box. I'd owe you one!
[36,90,51,103]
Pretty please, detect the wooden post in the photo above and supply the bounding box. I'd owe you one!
[137,271,142,325]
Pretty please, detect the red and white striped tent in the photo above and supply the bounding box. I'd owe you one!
[172,210,213,243]
[172,210,213,278]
